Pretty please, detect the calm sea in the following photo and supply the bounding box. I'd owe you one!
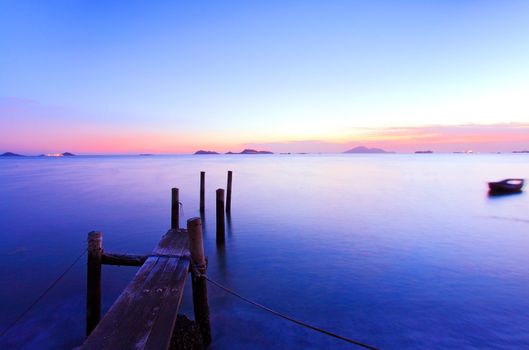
[1,154,528,349]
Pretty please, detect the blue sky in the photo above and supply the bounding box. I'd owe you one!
[1,1,528,153]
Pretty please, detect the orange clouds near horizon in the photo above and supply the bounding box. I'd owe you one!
[358,124,529,153]
[2,98,528,154]
[246,123,529,154]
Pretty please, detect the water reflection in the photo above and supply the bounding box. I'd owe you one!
[226,213,233,237]
[487,190,524,198]
[1,154,529,349]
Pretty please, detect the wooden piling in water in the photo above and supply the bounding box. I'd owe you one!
[87,231,102,336]
[171,188,179,229]
[226,171,232,213]
[216,189,225,243]
[82,191,214,349]
[187,217,212,346]
[200,172,205,213]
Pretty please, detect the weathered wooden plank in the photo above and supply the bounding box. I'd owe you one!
[142,257,190,349]
[81,257,161,349]
[81,229,190,350]
[113,256,188,350]
[153,229,188,256]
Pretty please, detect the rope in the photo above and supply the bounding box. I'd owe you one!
[1,227,378,350]
[178,201,185,218]
[0,249,87,338]
[204,276,380,350]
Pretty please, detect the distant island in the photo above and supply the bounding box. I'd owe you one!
[513,150,529,154]
[195,149,273,155]
[194,150,220,155]
[1,152,78,157]
[415,150,433,154]
[236,149,273,154]
[1,152,24,157]
[344,146,390,154]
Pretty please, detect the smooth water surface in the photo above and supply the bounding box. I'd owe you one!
[1,154,528,349]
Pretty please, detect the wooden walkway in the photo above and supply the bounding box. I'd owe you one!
[81,215,211,350]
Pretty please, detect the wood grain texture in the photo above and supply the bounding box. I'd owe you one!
[81,229,190,350]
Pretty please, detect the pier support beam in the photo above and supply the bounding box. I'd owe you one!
[187,218,212,346]
[87,231,102,336]
[200,172,205,213]
[216,189,225,244]
[226,171,233,213]
[171,188,179,230]
[101,253,147,266]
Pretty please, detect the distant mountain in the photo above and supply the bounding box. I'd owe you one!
[195,149,274,155]
[62,152,75,156]
[1,152,23,157]
[415,150,433,154]
[239,149,273,154]
[225,149,274,154]
[344,146,389,154]
[194,150,219,155]
[513,150,529,154]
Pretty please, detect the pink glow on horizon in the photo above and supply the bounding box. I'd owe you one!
[0,127,241,155]
[2,123,528,155]
[2,98,528,154]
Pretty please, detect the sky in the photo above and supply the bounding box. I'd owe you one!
[1,0,528,154]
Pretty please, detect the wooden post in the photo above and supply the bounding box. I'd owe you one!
[200,171,205,213]
[187,218,212,346]
[226,171,232,213]
[171,188,179,230]
[87,231,102,336]
[216,189,225,243]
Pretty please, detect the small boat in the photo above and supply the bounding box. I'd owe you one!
[488,179,524,194]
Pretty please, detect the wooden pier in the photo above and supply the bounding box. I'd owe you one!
[81,215,210,349]
[80,172,234,349]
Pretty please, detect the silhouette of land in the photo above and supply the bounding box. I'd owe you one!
[344,146,390,154]
[1,152,23,157]
[195,149,273,155]
[194,150,220,155]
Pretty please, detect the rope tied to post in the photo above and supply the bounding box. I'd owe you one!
[189,261,207,278]
[202,274,380,350]
[178,201,185,218]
